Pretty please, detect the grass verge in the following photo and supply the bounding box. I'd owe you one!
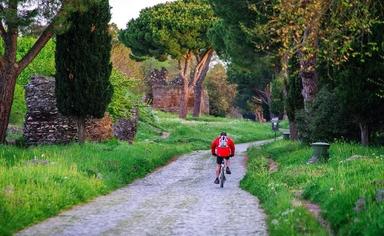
[0,113,275,235]
[241,140,384,235]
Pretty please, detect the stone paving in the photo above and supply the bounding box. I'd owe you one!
[17,140,272,236]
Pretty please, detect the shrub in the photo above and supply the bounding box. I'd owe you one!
[297,87,357,143]
[9,84,26,125]
[108,69,141,120]
[205,64,237,117]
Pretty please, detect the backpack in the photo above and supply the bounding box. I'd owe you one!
[219,136,228,148]
[216,136,231,157]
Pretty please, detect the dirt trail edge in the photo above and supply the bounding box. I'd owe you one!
[17,139,275,236]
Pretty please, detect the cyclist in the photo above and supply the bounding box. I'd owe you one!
[211,131,235,184]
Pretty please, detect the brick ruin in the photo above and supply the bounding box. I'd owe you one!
[147,68,209,114]
[24,76,137,145]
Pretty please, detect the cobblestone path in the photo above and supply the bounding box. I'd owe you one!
[17,140,271,236]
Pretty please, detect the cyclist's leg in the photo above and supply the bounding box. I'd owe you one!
[224,157,231,174]
[224,158,230,168]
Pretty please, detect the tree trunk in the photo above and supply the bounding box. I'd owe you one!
[179,75,189,119]
[192,49,213,117]
[178,53,192,119]
[0,67,18,143]
[298,3,321,112]
[192,59,211,117]
[0,16,53,144]
[359,122,369,146]
[193,81,204,117]
[76,116,86,144]
[289,119,299,140]
[300,54,318,111]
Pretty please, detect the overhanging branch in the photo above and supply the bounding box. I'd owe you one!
[17,3,68,72]
[17,24,54,72]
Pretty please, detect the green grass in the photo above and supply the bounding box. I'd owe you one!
[241,140,384,235]
[0,113,275,235]
[279,119,289,129]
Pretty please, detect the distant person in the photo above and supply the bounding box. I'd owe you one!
[211,131,235,184]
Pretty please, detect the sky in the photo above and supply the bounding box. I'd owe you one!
[110,0,172,29]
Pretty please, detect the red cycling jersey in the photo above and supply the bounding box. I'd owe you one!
[211,136,235,158]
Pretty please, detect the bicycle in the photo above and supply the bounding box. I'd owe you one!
[219,160,226,188]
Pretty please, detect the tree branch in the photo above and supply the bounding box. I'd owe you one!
[17,24,54,72]
[190,48,213,86]
[17,2,69,72]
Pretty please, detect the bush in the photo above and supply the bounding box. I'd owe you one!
[108,69,142,120]
[205,64,237,117]
[270,78,285,118]
[9,84,26,125]
[296,87,358,143]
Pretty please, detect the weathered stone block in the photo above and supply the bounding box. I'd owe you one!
[112,108,138,144]
[24,76,113,145]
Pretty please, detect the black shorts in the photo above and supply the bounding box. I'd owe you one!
[216,156,230,165]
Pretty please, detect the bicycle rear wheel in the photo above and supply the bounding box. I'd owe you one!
[219,165,225,188]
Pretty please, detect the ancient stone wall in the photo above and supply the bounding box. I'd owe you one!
[112,108,138,144]
[24,76,113,145]
[147,69,209,114]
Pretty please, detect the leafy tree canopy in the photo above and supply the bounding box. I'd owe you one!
[119,0,216,61]
[208,0,277,69]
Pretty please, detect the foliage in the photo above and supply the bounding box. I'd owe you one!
[227,59,274,119]
[111,43,144,81]
[1,37,55,125]
[205,64,237,117]
[243,140,384,235]
[55,0,113,119]
[296,87,357,144]
[8,37,150,128]
[107,69,141,120]
[0,113,275,234]
[0,1,98,28]
[9,84,26,125]
[319,0,384,66]
[119,0,216,61]
[285,54,303,121]
[15,37,56,86]
[141,57,180,79]
[119,0,217,118]
[333,28,384,141]
[270,79,284,118]
[208,0,276,68]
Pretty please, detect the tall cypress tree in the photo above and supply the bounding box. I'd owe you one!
[55,0,113,143]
